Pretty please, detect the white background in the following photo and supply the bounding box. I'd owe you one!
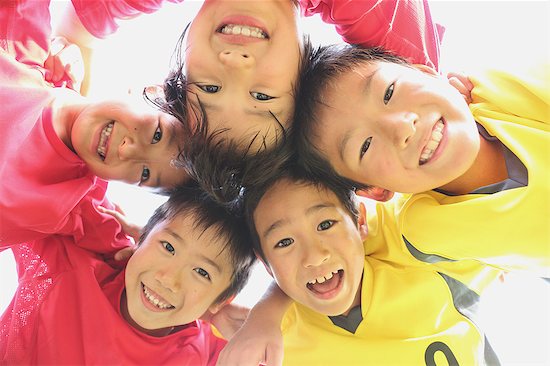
[1,1,549,364]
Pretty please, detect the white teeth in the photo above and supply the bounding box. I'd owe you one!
[419,120,444,165]
[308,270,339,285]
[220,24,267,39]
[143,285,173,310]
[97,122,114,160]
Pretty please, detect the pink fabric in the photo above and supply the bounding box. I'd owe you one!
[0,2,225,364]
[299,0,443,71]
[71,0,184,38]
[0,240,225,365]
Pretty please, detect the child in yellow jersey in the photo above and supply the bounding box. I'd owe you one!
[292,45,549,278]
[220,163,503,366]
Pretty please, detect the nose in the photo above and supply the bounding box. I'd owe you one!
[218,49,254,69]
[118,136,146,161]
[154,265,182,293]
[302,238,330,268]
[383,112,418,148]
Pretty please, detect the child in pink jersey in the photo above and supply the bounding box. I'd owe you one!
[0,181,256,364]
[0,0,192,246]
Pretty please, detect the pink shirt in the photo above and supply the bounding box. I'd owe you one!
[300,0,443,70]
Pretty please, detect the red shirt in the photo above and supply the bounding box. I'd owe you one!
[300,0,443,70]
[1,238,225,365]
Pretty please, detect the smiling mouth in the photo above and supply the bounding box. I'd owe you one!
[419,119,444,165]
[97,121,114,161]
[218,24,268,39]
[142,283,175,310]
[306,269,343,296]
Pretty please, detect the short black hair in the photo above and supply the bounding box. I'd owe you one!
[139,180,256,305]
[292,44,409,192]
[242,153,358,264]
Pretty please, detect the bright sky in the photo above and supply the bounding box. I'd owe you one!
[1,1,549,364]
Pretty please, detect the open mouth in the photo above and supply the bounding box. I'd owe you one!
[218,24,268,39]
[306,269,344,298]
[97,121,114,161]
[142,283,175,310]
[419,118,444,165]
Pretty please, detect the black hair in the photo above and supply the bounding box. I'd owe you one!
[291,44,409,192]
[139,180,256,305]
[242,151,359,264]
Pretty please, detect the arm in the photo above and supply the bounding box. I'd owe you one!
[299,0,443,71]
[216,282,291,366]
[52,0,184,94]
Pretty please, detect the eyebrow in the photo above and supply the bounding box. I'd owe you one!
[337,70,378,163]
[153,118,179,188]
[261,202,337,240]
[164,228,223,274]
[200,100,282,121]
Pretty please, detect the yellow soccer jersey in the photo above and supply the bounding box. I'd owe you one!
[398,61,550,277]
[281,211,502,366]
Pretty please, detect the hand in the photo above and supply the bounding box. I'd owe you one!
[447,71,474,103]
[201,303,250,340]
[97,204,142,244]
[215,309,284,366]
[44,36,85,92]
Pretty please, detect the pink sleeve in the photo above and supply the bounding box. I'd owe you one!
[299,0,444,71]
[70,0,185,39]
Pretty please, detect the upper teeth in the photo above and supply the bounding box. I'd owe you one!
[220,24,267,39]
[97,122,113,160]
[419,119,444,165]
[308,270,339,285]
[143,284,173,310]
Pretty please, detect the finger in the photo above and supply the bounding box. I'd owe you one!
[113,203,126,216]
[97,205,123,220]
[448,77,472,103]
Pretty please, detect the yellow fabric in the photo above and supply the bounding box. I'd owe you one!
[280,63,549,365]
[400,62,550,277]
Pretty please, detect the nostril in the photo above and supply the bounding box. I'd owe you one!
[242,54,249,58]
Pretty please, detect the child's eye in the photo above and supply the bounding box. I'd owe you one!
[161,241,175,255]
[198,85,220,93]
[360,137,372,160]
[140,166,150,183]
[275,238,294,248]
[151,125,162,144]
[383,83,395,105]
[194,267,211,280]
[251,92,274,101]
[317,220,335,231]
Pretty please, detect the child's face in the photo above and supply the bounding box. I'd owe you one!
[254,179,366,316]
[313,61,480,194]
[70,96,187,189]
[124,212,234,334]
[185,0,302,149]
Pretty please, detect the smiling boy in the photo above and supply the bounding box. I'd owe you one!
[182,0,444,151]
[0,182,256,364]
[293,45,550,276]
[0,0,191,245]
[244,164,501,365]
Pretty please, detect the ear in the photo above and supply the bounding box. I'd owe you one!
[143,84,165,102]
[256,251,274,277]
[356,187,394,202]
[412,63,439,76]
[208,294,236,314]
[357,202,368,241]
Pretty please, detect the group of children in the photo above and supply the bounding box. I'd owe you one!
[1,0,548,365]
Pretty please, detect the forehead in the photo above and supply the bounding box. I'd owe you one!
[254,179,344,226]
[188,96,293,152]
[159,211,232,262]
